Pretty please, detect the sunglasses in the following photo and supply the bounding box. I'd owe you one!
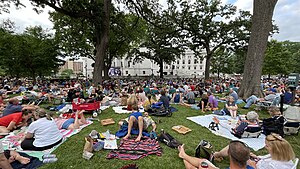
[267,133,283,141]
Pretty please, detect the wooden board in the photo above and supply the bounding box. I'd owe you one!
[101,118,115,126]
[172,125,192,134]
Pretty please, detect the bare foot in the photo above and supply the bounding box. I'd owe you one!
[212,116,220,124]
[135,135,142,142]
[123,134,130,139]
[178,144,186,159]
[17,156,30,164]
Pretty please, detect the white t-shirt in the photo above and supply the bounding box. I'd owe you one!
[27,117,63,147]
[257,154,294,169]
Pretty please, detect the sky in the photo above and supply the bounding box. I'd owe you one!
[0,0,299,42]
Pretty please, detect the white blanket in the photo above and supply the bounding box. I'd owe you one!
[112,106,144,114]
[187,114,266,151]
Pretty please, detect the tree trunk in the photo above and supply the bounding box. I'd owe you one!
[92,0,111,84]
[238,0,278,99]
[204,53,212,80]
[103,64,110,80]
[159,59,164,79]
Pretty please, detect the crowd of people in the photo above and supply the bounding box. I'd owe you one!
[0,77,299,168]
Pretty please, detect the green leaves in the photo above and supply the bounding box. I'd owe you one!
[0,23,61,78]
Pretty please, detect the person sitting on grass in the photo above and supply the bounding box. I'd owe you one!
[122,97,156,142]
[21,109,63,151]
[242,91,277,109]
[0,109,33,134]
[212,111,259,138]
[207,91,218,111]
[54,110,87,130]
[224,96,238,119]
[143,94,156,112]
[171,89,183,104]
[178,141,254,169]
[158,90,170,110]
[200,93,209,113]
[213,133,295,169]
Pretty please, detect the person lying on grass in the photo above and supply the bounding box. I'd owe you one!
[3,150,30,165]
[2,98,39,117]
[0,109,33,134]
[54,110,87,130]
[120,95,156,142]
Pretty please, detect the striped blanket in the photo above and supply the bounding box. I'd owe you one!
[1,121,93,160]
[107,137,162,160]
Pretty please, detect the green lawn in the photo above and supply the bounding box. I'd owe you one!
[38,103,300,169]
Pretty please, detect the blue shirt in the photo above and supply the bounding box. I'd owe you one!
[3,104,23,117]
[227,165,254,169]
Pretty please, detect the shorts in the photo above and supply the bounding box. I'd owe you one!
[62,118,75,129]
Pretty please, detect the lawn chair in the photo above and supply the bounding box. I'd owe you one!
[256,95,280,111]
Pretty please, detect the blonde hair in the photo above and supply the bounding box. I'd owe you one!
[36,108,52,120]
[268,106,281,116]
[127,94,139,110]
[266,133,295,161]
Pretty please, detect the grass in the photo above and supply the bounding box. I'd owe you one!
[37,102,300,169]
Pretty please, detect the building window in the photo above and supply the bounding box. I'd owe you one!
[188,66,190,70]
[182,66,185,69]
[194,59,197,64]
[113,62,115,67]
[121,62,123,68]
[188,60,191,64]
[126,71,128,74]
[166,66,168,69]
[176,66,179,69]
[182,60,185,64]
[177,60,179,64]
[128,61,130,67]
[132,61,135,66]
[194,66,197,70]
[200,66,203,70]
[200,60,203,64]
[143,71,145,74]
[188,56,191,59]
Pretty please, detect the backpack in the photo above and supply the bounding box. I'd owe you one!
[174,94,180,103]
[262,116,285,137]
[195,140,214,162]
[158,130,181,148]
[284,122,300,135]
[148,102,172,117]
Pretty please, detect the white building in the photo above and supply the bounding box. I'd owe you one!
[112,49,206,78]
[72,49,206,78]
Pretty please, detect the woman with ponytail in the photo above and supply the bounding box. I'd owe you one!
[21,109,62,151]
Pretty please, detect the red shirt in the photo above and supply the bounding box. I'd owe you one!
[0,112,23,127]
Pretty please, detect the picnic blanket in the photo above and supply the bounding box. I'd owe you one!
[1,121,93,160]
[100,105,110,111]
[187,114,266,151]
[107,137,162,160]
[217,99,244,104]
[113,106,145,114]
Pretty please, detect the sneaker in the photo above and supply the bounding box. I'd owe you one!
[43,157,58,163]
[43,154,56,159]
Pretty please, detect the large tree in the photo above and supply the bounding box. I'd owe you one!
[30,0,111,84]
[177,0,252,80]
[130,0,184,78]
[238,0,278,99]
